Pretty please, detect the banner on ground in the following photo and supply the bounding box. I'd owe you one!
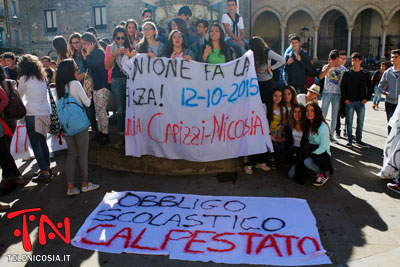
[72,191,331,266]
[123,51,273,162]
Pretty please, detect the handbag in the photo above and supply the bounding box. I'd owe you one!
[83,70,94,95]
[3,80,26,120]
[47,87,63,135]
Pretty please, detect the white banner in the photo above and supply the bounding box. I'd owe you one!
[123,51,273,162]
[72,191,331,266]
[379,97,400,178]
[10,121,67,160]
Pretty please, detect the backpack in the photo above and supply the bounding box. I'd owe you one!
[265,48,281,82]
[57,83,89,136]
[3,80,26,120]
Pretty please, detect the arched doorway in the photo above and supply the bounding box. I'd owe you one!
[352,8,384,60]
[386,10,400,59]
[287,10,314,56]
[318,10,348,59]
[253,11,281,53]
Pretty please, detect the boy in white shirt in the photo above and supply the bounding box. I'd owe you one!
[221,0,248,57]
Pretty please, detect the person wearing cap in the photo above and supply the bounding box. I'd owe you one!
[297,84,320,106]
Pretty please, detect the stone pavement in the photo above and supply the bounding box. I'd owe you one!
[0,102,399,267]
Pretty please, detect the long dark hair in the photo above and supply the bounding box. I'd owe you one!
[170,17,188,36]
[305,102,331,139]
[267,87,286,125]
[17,54,46,81]
[163,30,186,57]
[53,36,68,63]
[125,19,138,44]
[56,59,76,98]
[68,32,81,57]
[112,25,130,49]
[249,36,268,64]
[0,65,6,84]
[136,21,158,53]
[283,85,298,108]
[208,23,229,60]
[288,104,307,130]
[81,32,103,52]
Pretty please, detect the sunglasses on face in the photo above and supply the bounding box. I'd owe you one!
[115,36,125,41]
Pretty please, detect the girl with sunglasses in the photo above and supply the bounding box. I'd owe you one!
[105,26,131,148]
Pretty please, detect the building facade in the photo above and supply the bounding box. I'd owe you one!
[249,0,400,60]
[0,0,23,53]
[17,0,400,60]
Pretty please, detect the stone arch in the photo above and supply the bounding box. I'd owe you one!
[318,9,349,59]
[285,7,316,56]
[251,6,283,29]
[387,4,400,24]
[252,9,282,53]
[283,6,317,27]
[350,4,385,26]
[317,5,351,27]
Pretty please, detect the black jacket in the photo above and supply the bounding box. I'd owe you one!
[284,50,312,86]
[340,69,373,102]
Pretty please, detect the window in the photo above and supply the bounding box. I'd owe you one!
[0,27,5,47]
[45,9,57,32]
[11,1,18,18]
[93,6,107,30]
[14,29,20,47]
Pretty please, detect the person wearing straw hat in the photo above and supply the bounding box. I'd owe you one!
[297,84,320,106]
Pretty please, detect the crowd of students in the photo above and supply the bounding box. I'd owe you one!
[1,0,400,210]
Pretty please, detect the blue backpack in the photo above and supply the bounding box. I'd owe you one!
[57,83,89,136]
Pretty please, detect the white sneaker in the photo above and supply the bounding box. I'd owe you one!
[255,163,271,171]
[67,187,80,196]
[244,165,253,175]
[81,182,100,193]
[331,138,339,144]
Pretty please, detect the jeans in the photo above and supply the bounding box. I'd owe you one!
[304,157,321,173]
[373,85,381,105]
[321,93,341,135]
[111,77,127,133]
[226,38,248,57]
[25,116,50,171]
[345,102,365,143]
[386,102,398,134]
[288,165,296,179]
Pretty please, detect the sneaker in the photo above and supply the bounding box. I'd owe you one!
[31,173,52,183]
[13,176,25,185]
[356,141,369,148]
[67,187,80,196]
[345,142,353,148]
[33,169,53,178]
[0,202,11,211]
[331,138,339,144]
[244,165,253,175]
[255,163,271,171]
[313,174,329,186]
[81,182,100,193]
[387,183,400,194]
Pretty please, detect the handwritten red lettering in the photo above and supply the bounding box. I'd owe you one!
[184,230,216,254]
[207,232,236,253]
[130,228,159,251]
[255,234,283,257]
[238,232,263,254]
[160,229,193,250]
